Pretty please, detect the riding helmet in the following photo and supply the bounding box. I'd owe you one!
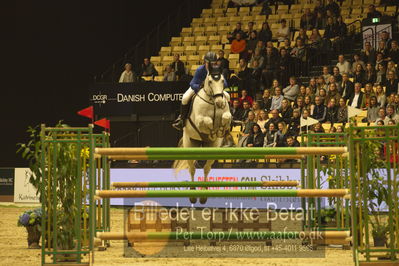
[204,51,217,63]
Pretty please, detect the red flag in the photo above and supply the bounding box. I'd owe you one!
[77,106,94,120]
[94,118,110,130]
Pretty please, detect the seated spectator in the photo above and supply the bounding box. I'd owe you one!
[375,53,386,71]
[353,64,366,86]
[231,33,247,58]
[381,31,393,50]
[286,135,300,148]
[324,17,338,39]
[367,96,379,124]
[232,59,255,95]
[297,85,307,99]
[239,89,253,107]
[265,109,283,130]
[217,50,230,78]
[337,97,348,123]
[276,121,288,146]
[364,83,375,108]
[301,8,315,30]
[257,110,269,133]
[313,0,325,16]
[351,54,366,73]
[247,124,264,147]
[312,122,325,133]
[388,119,396,125]
[261,89,272,112]
[141,58,158,78]
[278,48,292,85]
[312,96,327,122]
[340,73,354,100]
[366,4,382,19]
[376,63,387,85]
[266,41,279,57]
[271,87,284,111]
[376,120,384,126]
[332,66,343,84]
[336,125,344,133]
[308,78,318,94]
[241,100,252,121]
[288,109,301,136]
[385,71,398,96]
[309,29,322,51]
[387,40,399,64]
[300,109,312,133]
[283,76,299,102]
[245,21,256,37]
[258,22,272,44]
[314,11,326,30]
[319,88,327,104]
[262,47,278,88]
[230,99,244,123]
[250,60,262,85]
[238,111,257,147]
[361,41,376,65]
[364,63,376,84]
[321,68,331,86]
[227,22,245,43]
[334,16,347,53]
[281,99,293,124]
[386,105,399,123]
[170,54,185,80]
[269,79,280,95]
[349,83,365,109]
[326,98,339,124]
[328,75,341,92]
[296,28,309,44]
[377,40,388,58]
[263,123,278,147]
[304,95,314,112]
[326,82,341,105]
[246,31,258,56]
[293,96,305,114]
[249,49,264,69]
[119,63,137,83]
[325,0,340,17]
[375,85,387,107]
[317,76,328,93]
[281,38,293,54]
[375,107,389,125]
[336,54,351,75]
[251,101,262,118]
[290,39,307,71]
[254,40,265,56]
[386,61,398,79]
[277,19,290,43]
[163,65,176,81]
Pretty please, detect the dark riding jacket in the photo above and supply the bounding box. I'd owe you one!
[190,65,228,93]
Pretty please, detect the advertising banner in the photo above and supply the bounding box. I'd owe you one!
[14,168,40,203]
[0,168,14,202]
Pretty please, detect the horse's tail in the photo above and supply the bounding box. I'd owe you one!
[173,138,190,175]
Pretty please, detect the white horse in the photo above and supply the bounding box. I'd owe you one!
[173,68,232,204]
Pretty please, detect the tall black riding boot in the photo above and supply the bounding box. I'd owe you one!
[172,104,190,131]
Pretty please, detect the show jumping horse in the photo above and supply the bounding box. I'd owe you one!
[173,67,232,204]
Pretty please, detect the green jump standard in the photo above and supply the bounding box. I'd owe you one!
[96,189,349,198]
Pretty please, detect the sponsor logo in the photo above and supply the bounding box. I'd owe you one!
[92,94,108,104]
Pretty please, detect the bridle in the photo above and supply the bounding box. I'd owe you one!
[197,71,225,106]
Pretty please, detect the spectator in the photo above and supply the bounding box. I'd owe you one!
[364,63,376,84]
[247,124,264,147]
[366,4,382,19]
[281,38,293,54]
[281,98,293,123]
[375,53,386,71]
[387,40,399,64]
[293,96,305,114]
[328,75,341,92]
[377,40,388,57]
[295,28,309,44]
[261,89,272,112]
[170,54,185,79]
[351,54,366,73]
[277,19,290,43]
[234,59,254,94]
[263,123,278,147]
[231,99,244,123]
[353,64,366,86]
[314,11,326,30]
[258,22,272,44]
[336,125,344,133]
[326,82,341,105]
[269,79,280,95]
[325,0,340,17]
[245,21,256,37]
[276,122,288,146]
[246,31,258,56]
[286,135,300,148]
[364,83,375,108]
[250,60,262,86]
[376,120,384,126]
[290,38,307,75]
[278,48,292,85]
[388,119,396,125]
[340,73,354,100]
[326,98,339,123]
[301,8,315,30]
[394,94,399,112]
[361,41,376,64]
[241,100,252,121]
[336,54,351,75]
[349,83,365,109]
[283,76,299,101]
[297,85,307,99]
[386,105,399,123]
[271,87,284,110]
[119,63,137,83]
[231,33,247,58]
[313,0,325,16]
[386,61,398,79]
[254,40,265,56]
[141,58,157,78]
[385,71,399,96]
[262,47,278,88]
[309,29,323,51]
[266,41,279,57]
[239,89,254,107]
[304,95,314,112]
[376,63,387,85]
[375,107,389,125]
[367,96,379,123]
[313,122,325,133]
[265,109,283,130]
[308,78,318,94]
[288,109,301,136]
[381,31,392,50]
[217,50,230,78]
[337,97,348,123]
[163,65,176,81]
[312,96,327,122]
[375,84,387,107]
[251,101,262,118]
[322,66,332,84]
[332,66,343,84]
[257,110,269,133]
[319,88,327,104]
[238,111,257,147]
[324,16,337,39]
[227,22,245,43]
[249,49,264,69]
[301,109,311,133]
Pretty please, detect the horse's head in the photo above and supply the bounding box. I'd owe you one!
[205,65,226,109]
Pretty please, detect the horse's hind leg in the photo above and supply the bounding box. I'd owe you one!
[187,160,197,204]
[199,160,215,204]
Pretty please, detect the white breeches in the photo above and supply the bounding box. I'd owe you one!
[182,87,195,105]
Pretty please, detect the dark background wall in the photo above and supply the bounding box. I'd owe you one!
[1,0,200,167]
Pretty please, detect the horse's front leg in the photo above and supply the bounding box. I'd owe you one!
[197,115,214,134]
[187,160,197,204]
[199,159,215,204]
[217,111,232,138]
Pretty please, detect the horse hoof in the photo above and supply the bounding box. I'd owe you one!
[199,197,208,204]
[189,197,197,204]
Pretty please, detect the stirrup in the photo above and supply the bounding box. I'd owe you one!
[172,119,184,131]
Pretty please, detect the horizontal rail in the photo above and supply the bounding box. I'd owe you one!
[111,181,300,188]
[95,189,349,198]
[96,231,350,241]
[108,154,306,160]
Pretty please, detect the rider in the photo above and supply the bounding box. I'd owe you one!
[172,51,229,130]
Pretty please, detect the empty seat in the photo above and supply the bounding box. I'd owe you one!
[150,56,162,65]
[218,25,230,35]
[268,14,280,21]
[208,35,221,45]
[172,46,185,55]
[204,17,216,27]
[170,37,182,46]
[159,47,172,56]
[239,6,250,15]
[385,6,397,15]
[242,15,254,24]
[205,26,218,35]
[229,16,241,24]
[211,44,223,51]
[190,64,201,75]
[185,45,198,55]
[198,45,211,53]
[213,8,225,16]
[216,17,229,25]
[181,27,193,37]
[201,9,213,17]
[226,7,237,15]
[251,6,263,15]
[155,65,164,76]
[255,15,267,22]
[221,34,229,44]
[183,36,195,46]
[290,4,303,12]
[277,5,289,14]
[195,36,208,45]
[193,27,205,35]
[162,55,174,65]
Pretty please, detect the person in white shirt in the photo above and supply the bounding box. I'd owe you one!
[283,76,299,101]
[271,87,284,111]
[277,19,290,43]
[349,83,364,109]
[336,54,351,75]
[119,63,137,83]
